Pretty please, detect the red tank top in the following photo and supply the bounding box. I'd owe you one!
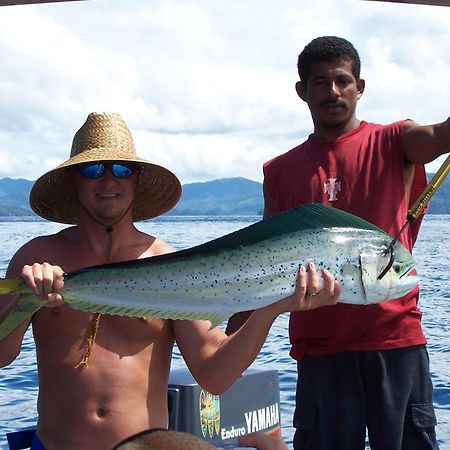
[263,121,427,359]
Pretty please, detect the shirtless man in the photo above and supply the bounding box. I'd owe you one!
[0,112,340,450]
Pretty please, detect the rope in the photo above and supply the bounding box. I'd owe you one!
[74,312,102,369]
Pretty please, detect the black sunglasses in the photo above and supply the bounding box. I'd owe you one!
[77,162,138,180]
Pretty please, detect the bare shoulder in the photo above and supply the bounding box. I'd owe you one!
[402,119,422,137]
[140,235,176,258]
[403,119,420,128]
[6,227,76,277]
[402,118,449,164]
[401,117,450,139]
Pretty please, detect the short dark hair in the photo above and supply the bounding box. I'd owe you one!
[297,36,361,85]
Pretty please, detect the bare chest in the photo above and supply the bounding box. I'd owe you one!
[33,306,174,362]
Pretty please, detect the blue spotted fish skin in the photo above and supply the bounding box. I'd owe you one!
[62,207,418,327]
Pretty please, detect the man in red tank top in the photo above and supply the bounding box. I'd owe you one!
[227,36,449,450]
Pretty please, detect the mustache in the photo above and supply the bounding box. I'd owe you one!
[321,99,346,108]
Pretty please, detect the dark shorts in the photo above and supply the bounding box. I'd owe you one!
[293,345,438,450]
[6,429,45,450]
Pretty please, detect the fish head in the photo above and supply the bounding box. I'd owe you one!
[360,240,419,304]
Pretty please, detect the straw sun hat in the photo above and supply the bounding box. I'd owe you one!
[30,112,182,224]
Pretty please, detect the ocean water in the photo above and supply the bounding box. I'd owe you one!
[0,214,449,450]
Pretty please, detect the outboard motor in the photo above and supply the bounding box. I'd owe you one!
[168,367,281,449]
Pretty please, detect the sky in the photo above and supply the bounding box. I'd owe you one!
[0,0,449,184]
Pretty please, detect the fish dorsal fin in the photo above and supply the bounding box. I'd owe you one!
[65,204,383,276]
[281,203,383,232]
[148,204,384,260]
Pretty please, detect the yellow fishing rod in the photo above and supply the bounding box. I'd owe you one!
[407,154,450,221]
[378,153,450,279]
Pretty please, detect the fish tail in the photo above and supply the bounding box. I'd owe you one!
[0,277,28,295]
[0,279,42,343]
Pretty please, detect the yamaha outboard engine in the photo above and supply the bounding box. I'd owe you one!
[168,367,281,449]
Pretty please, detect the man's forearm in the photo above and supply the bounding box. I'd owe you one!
[198,307,279,394]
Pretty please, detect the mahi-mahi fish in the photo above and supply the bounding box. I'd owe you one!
[0,204,419,342]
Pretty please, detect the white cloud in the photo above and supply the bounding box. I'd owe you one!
[0,0,448,182]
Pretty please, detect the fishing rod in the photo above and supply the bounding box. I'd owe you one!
[378,153,450,279]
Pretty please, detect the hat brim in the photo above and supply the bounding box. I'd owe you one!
[30,148,182,224]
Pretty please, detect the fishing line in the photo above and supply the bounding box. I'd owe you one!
[378,154,450,280]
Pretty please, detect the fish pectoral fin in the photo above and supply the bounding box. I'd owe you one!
[65,298,231,328]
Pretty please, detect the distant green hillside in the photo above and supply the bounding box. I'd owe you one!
[427,173,450,214]
[0,173,448,217]
[170,177,263,215]
[0,178,34,216]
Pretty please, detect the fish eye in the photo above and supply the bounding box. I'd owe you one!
[392,263,401,274]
